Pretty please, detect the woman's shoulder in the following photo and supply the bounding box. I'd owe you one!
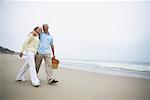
[28,32,33,37]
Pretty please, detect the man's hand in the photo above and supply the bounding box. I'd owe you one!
[52,56,55,60]
[31,31,37,36]
[19,52,23,58]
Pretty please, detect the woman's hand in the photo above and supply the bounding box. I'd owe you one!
[19,52,23,57]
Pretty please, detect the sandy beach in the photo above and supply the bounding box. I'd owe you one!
[0,54,150,100]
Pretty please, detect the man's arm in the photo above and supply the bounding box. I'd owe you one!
[51,44,55,58]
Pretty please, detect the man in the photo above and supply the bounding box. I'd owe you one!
[35,24,58,85]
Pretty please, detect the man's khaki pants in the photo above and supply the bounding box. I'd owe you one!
[35,53,53,81]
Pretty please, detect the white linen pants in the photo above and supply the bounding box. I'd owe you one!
[16,51,40,85]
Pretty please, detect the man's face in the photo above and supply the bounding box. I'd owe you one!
[43,24,49,31]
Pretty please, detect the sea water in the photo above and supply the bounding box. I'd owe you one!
[60,58,150,79]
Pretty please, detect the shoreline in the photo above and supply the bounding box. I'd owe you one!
[61,66,150,80]
[1,53,150,80]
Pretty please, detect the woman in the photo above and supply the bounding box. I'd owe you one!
[16,27,42,87]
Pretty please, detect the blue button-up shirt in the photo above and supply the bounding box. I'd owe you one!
[38,32,54,54]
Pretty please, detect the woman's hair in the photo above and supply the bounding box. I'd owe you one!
[34,27,39,31]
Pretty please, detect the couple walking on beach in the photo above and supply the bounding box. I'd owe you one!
[16,24,58,87]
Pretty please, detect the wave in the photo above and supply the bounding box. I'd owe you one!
[59,58,150,79]
[60,58,150,72]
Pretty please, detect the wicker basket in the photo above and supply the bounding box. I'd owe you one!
[51,58,59,69]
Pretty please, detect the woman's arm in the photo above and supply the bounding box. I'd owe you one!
[20,34,34,54]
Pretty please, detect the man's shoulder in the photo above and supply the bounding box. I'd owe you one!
[40,32,53,38]
[47,32,53,38]
[40,32,45,35]
[40,32,51,35]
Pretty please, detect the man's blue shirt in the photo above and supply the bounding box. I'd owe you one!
[38,32,53,54]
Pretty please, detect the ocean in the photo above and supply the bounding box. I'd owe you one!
[60,58,150,79]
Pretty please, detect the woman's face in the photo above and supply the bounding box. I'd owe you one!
[36,27,42,34]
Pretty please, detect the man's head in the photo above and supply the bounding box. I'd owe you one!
[42,24,49,33]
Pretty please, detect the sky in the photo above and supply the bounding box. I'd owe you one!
[0,1,150,63]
